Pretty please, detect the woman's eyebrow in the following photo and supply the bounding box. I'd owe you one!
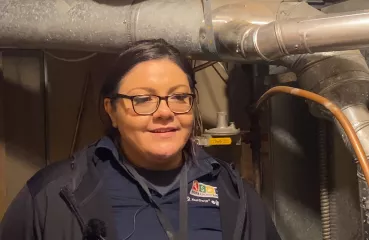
[127,87,156,94]
[168,84,190,93]
[126,85,190,95]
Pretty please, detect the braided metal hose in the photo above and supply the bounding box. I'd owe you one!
[319,121,331,240]
[329,188,338,239]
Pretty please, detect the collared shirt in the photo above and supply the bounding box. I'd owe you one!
[95,137,222,240]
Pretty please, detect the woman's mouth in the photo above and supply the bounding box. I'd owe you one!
[149,127,179,138]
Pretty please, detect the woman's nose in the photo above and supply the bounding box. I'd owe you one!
[154,100,174,118]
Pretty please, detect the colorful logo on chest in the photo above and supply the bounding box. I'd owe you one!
[190,180,218,198]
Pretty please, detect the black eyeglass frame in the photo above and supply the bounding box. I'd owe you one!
[110,93,196,115]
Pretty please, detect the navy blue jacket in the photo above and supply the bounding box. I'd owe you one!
[0,138,281,240]
[97,137,223,240]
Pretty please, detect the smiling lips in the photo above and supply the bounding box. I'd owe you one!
[149,127,179,138]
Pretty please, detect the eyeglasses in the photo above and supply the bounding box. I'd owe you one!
[111,93,195,115]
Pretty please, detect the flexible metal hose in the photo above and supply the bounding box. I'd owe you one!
[329,190,338,240]
[319,120,331,240]
[255,86,369,187]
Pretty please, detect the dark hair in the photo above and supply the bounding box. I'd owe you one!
[99,39,199,160]
[100,39,195,101]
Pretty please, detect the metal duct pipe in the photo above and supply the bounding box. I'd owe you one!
[339,104,369,240]
[4,0,369,62]
[0,0,283,61]
[322,0,369,14]
[269,2,369,114]
[226,2,369,238]
[2,0,369,61]
[265,2,369,239]
[0,0,203,54]
[320,7,369,238]
[240,9,369,61]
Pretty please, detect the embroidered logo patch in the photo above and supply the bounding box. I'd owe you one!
[190,180,218,198]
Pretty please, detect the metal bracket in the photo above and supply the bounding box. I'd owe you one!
[201,0,217,54]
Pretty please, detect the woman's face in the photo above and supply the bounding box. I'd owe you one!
[105,59,194,169]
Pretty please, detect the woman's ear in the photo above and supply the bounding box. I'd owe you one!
[104,98,118,128]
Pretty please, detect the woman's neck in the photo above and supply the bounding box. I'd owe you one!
[119,140,183,171]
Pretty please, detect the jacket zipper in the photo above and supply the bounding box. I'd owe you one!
[233,172,247,240]
[60,186,86,233]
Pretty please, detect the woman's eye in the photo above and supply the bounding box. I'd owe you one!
[171,94,188,101]
[133,96,152,104]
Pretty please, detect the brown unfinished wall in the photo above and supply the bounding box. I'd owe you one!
[0,51,46,216]
[0,51,118,219]
[45,51,116,162]
[0,53,5,217]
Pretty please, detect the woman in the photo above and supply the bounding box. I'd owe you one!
[0,39,280,240]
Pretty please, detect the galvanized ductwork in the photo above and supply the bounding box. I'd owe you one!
[2,0,369,60]
[267,3,369,239]
[3,0,369,239]
[0,0,279,59]
[216,2,369,238]
[0,0,205,54]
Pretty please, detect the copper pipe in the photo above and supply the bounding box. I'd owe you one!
[193,61,217,72]
[255,86,369,186]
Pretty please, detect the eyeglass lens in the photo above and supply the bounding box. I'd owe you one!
[132,94,193,114]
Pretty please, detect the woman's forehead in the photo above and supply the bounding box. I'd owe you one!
[119,59,191,93]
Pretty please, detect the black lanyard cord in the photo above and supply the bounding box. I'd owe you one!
[178,163,188,240]
[151,164,188,240]
[121,160,188,240]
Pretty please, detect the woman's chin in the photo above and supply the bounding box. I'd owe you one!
[147,145,181,160]
[150,151,176,160]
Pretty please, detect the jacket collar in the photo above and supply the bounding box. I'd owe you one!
[94,136,220,179]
